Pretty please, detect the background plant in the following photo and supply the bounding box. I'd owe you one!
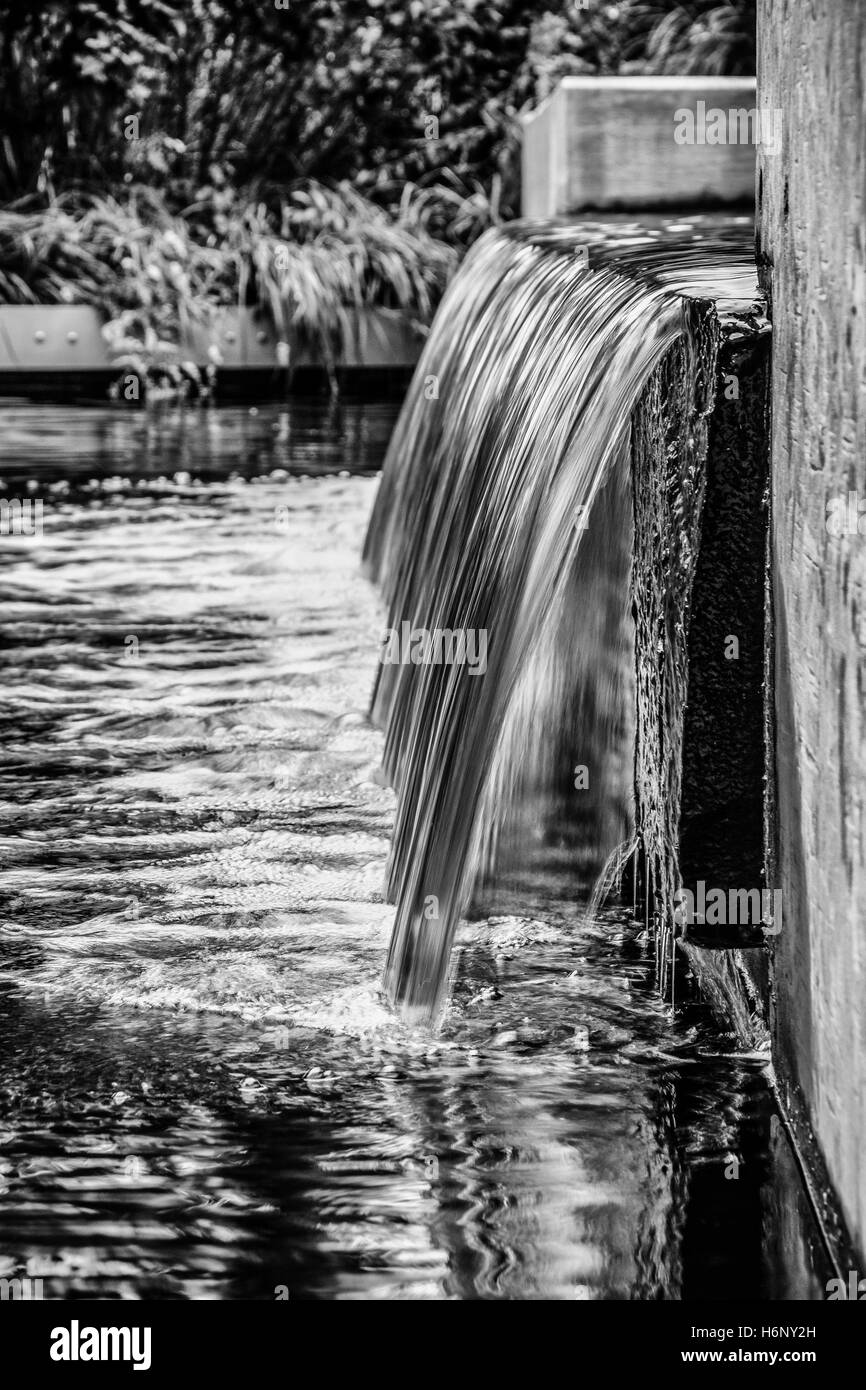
[0,0,756,384]
[0,1,756,213]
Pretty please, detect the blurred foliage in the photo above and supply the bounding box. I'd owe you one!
[0,1,756,214]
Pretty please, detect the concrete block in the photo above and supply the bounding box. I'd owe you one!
[522,77,759,216]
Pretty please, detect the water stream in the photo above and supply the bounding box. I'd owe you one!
[366,217,759,1020]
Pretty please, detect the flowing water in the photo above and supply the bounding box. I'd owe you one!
[366,218,760,1021]
[0,393,829,1300]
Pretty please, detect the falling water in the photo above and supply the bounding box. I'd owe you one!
[364,217,757,1024]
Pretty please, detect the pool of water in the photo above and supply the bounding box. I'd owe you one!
[0,399,829,1300]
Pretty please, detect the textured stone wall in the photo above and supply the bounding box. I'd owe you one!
[632,308,771,1042]
[757,0,866,1257]
[631,306,719,993]
[680,330,770,897]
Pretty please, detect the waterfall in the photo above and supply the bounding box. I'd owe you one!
[364,219,755,1024]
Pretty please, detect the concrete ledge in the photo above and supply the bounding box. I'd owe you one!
[180,306,424,370]
[522,77,758,216]
[0,304,424,385]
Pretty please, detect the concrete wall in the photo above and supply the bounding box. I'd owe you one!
[757,0,866,1257]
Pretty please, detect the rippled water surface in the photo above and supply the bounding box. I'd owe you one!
[0,400,829,1299]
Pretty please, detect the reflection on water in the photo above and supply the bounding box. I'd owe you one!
[0,401,829,1299]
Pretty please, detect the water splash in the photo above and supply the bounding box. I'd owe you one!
[364,217,756,1024]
